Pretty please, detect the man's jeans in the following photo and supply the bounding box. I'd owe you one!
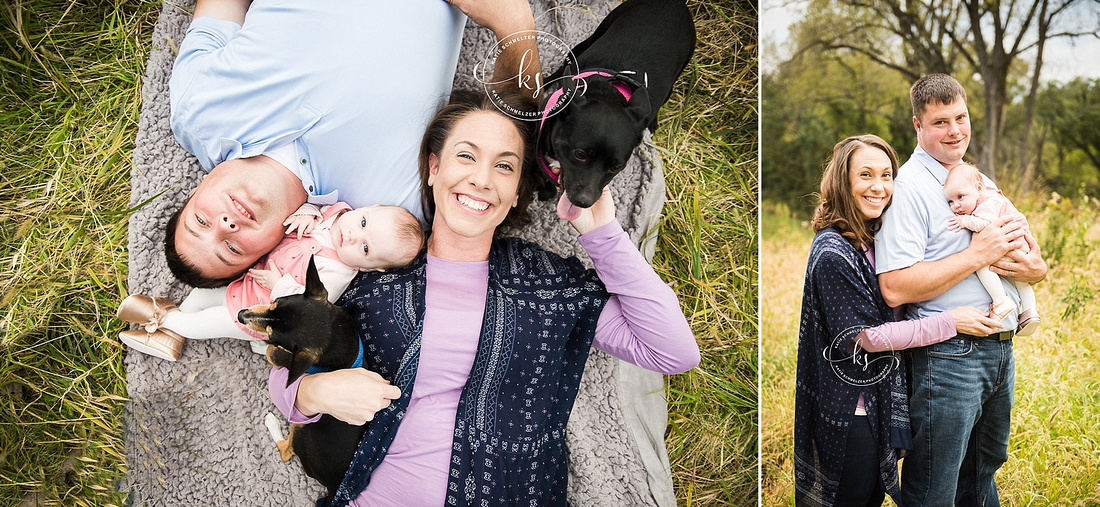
[901,336,1014,506]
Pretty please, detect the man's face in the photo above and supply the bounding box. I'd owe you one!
[914,99,971,167]
[174,156,305,279]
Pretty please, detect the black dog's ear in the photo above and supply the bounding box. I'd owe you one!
[563,75,579,101]
[287,347,322,386]
[535,120,558,202]
[303,256,328,302]
[626,87,653,132]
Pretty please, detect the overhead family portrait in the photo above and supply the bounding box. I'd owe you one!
[1,0,755,505]
[10,0,1100,504]
[762,0,1100,505]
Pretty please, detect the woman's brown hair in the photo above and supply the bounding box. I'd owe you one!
[417,88,543,235]
[810,134,900,248]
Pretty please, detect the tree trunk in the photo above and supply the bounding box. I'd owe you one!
[1018,0,1051,194]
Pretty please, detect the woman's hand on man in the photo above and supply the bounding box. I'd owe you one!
[949,306,1006,337]
[295,369,401,426]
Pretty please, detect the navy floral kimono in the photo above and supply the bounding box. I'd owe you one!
[329,236,607,507]
[793,227,912,506]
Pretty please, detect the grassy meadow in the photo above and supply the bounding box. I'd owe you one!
[0,0,757,505]
[761,196,1100,505]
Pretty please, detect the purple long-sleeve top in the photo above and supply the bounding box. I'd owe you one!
[269,221,699,505]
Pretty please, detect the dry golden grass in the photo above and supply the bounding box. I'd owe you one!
[760,195,1100,505]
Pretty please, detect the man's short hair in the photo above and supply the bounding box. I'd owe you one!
[164,206,245,288]
[910,73,968,121]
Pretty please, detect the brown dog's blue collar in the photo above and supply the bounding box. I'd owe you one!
[538,69,645,185]
[305,335,365,374]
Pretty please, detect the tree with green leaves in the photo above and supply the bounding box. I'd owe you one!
[791,0,1094,182]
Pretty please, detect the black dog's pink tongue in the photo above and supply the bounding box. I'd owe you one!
[557,191,583,221]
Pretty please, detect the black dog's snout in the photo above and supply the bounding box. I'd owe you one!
[237,309,248,324]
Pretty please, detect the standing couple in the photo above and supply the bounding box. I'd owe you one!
[119,0,700,505]
[795,74,1048,506]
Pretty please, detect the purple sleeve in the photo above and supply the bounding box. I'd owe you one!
[268,367,322,424]
[578,221,700,374]
[856,311,956,352]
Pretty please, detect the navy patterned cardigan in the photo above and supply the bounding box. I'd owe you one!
[329,236,608,507]
[793,227,912,507]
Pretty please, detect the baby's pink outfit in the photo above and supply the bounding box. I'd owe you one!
[962,188,1033,251]
[951,188,1039,328]
[225,202,351,339]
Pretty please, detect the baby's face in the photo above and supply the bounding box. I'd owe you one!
[332,206,418,271]
[944,181,979,215]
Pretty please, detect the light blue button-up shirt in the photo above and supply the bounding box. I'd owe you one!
[169,0,467,221]
[875,145,1020,329]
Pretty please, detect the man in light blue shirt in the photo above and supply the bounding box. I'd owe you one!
[875,73,1047,505]
[165,0,539,287]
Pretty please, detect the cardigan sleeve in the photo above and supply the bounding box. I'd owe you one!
[579,221,700,374]
[855,311,956,352]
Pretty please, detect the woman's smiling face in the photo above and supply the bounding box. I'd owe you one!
[848,146,894,221]
[427,111,524,246]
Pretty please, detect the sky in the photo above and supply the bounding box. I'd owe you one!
[760,0,1100,83]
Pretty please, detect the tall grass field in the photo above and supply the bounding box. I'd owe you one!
[761,196,1100,505]
[0,0,757,505]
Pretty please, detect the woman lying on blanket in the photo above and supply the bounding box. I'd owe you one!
[268,89,701,506]
[793,135,1003,507]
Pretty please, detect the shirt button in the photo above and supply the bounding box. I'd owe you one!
[308,185,314,192]
[301,158,307,165]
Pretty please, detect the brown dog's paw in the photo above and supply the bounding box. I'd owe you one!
[276,438,294,462]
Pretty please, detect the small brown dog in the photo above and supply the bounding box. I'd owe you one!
[238,256,368,504]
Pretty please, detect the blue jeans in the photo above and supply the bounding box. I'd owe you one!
[901,336,1014,506]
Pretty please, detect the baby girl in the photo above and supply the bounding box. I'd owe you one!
[118,202,424,361]
[944,163,1040,336]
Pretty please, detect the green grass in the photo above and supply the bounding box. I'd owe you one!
[0,0,757,505]
[652,0,758,503]
[761,195,1100,505]
[2,1,159,505]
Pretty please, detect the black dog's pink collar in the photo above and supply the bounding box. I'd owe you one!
[538,70,642,185]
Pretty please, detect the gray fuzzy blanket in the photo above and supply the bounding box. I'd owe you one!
[124,1,677,505]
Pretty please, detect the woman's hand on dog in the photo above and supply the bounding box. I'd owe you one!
[296,369,401,425]
[568,187,617,235]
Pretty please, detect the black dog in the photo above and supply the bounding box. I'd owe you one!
[538,0,695,212]
[237,257,367,504]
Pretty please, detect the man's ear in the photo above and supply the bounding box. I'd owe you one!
[912,116,921,133]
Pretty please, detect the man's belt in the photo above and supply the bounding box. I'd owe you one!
[958,331,1013,341]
